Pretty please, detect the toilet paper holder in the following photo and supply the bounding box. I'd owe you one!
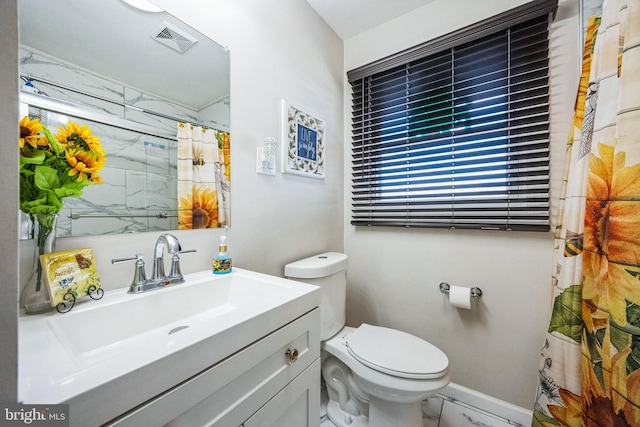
[439,282,483,299]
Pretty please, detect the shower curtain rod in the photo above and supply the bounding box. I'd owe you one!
[20,74,224,134]
[21,91,177,141]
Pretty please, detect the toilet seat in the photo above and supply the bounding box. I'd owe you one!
[346,324,448,380]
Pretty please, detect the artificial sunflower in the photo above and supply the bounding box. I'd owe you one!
[65,149,105,182]
[19,116,47,152]
[19,115,106,216]
[178,185,218,229]
[57,122,105,156]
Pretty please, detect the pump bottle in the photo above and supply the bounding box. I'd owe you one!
[213,236,232,274]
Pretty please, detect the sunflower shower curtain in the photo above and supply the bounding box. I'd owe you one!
[177,123,230,229]
[532,1,640,425]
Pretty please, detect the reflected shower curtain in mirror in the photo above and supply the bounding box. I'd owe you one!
[177,123,230,229]
[532,1,640,425]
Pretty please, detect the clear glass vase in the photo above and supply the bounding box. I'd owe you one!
[20,213,58,314]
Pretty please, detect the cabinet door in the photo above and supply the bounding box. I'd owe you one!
[108,309,319,427]
[243,359,320,427]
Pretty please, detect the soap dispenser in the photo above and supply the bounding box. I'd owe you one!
[213,236,232,274]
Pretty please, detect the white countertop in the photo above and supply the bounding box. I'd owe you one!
[19,268,320,425]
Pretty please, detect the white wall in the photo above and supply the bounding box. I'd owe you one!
[343,0,580,409]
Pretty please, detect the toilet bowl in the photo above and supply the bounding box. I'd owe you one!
[285,253,450,427]
[322,325,450,427]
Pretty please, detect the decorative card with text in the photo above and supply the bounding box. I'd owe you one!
[40,248,101,306]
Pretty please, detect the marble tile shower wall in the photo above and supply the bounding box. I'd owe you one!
[19,48,229,236]
[52,120,179,236]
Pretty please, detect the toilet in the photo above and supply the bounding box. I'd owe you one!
[285,252,450,427]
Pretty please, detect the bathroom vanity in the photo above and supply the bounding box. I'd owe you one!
[19,269,321,427]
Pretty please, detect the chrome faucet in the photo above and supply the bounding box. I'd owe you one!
[152,233,182,280]
[112,233,196,293]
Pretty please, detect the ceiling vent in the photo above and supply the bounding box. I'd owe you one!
[150,21,198,54]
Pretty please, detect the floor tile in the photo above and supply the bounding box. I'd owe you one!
[320,418,337,427]
[422,396,444,427]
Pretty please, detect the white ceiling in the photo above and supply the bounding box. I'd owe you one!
[19,0,229,110]
[305,0,437,39]
[18,0,434,110]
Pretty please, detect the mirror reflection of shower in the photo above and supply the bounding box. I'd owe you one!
[18,0,230,237]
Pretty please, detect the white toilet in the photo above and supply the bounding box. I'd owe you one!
[285,252,450,427]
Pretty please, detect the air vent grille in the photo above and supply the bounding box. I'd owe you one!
[150,21,197,53]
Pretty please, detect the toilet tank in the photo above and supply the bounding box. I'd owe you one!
[284,252,348,340]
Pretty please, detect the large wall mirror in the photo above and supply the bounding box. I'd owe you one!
[19,0,231,237]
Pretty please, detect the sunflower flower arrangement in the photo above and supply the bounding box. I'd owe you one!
[20,116,106,310]
[19,116,106,217]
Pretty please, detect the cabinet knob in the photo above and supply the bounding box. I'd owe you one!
[286,348,299,364]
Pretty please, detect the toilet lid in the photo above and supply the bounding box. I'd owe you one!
[346,324,449,379]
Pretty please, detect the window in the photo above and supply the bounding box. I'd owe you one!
[348,0,557,232]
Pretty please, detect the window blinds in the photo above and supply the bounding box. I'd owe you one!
[348,0,557,232]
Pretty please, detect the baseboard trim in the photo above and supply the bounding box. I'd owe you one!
[437,383,533,426]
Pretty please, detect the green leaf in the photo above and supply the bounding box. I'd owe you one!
[43,127,64,155]
[548,285,583,342]
[20,150,46,167]
[595,327,606,347]
[611,315,640,337]
[610,325,630,353]
[20,194,47,210]
[593,360,605,391]
[34,166,61,193]
[19,166,64,215]
[45,192,63,211]
[30,205,59,216]
[584,327,602,367]
[54,181,85,199]
[628,301,640,326]
[610,304,640,373]
[20,195,58,216]
[628,343,640,373]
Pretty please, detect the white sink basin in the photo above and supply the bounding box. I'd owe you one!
[19,268,320,407]
[48,271,291,356]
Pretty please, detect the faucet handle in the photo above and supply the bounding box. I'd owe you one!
[169,249,196,280]
[112,253,147,292]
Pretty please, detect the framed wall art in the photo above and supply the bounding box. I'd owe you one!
[281,100,326,179]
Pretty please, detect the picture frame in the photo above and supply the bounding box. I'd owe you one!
[281,99,326,179]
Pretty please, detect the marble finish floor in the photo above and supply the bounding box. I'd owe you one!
[320,392,525,427]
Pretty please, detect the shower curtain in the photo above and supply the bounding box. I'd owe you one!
[177,122,230,229]
[532,0,640,425]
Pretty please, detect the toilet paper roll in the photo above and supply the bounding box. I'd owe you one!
[449,285,471,309]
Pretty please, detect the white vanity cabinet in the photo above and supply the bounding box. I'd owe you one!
[20,269,321,427]
[107,308,320,427]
